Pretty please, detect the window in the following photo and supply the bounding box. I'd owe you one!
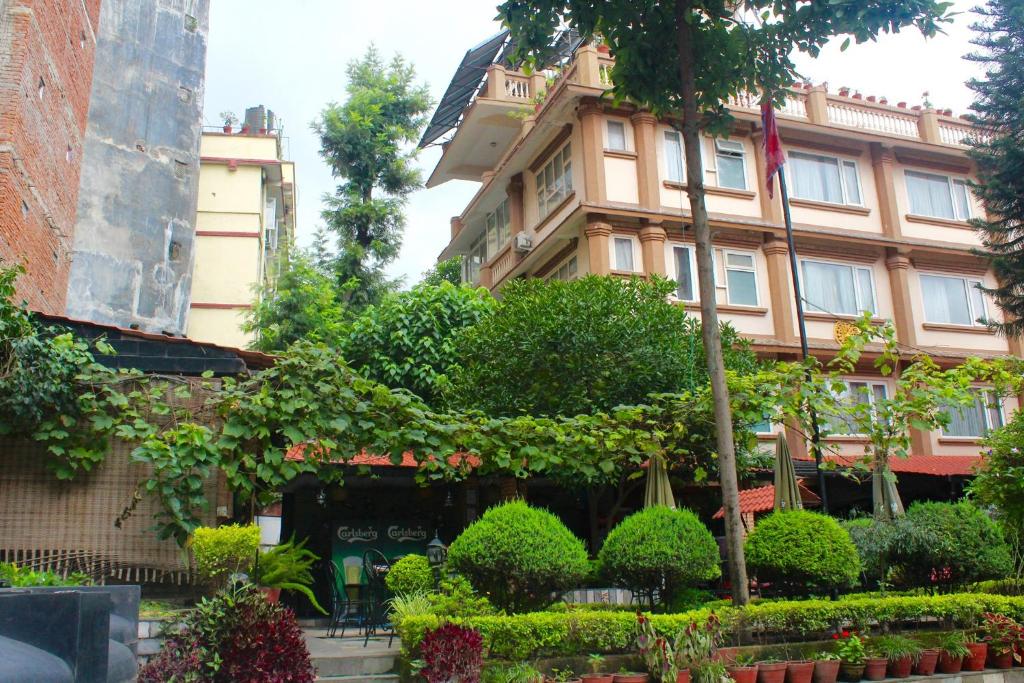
[826,380,888,435]
[462,235,487,284]
[664,131,685,183]
[607,120,627,151]
[920,273,987,326]
[538,144,573,218]
[485,199,511,254]
[905,171,972,221]
[611,236,638,272]
[750,416,773,434]
[715,139,747,190]
[942,392,1003,438]
[724,250,758,306]
[548,255,578,281]
[801,260,876,316]
[669,245,695,301]
[789,151,862,206]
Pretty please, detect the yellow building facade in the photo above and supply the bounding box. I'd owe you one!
[428,43,1023,470]
[187,130,295,349]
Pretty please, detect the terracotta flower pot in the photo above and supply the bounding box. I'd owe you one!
[989,650,1014,670]
[812,660,840,683]
[757,662,787,683]
[582,675,614,683]
[936,652,963,674]
[838,662,864,682]
[863,657,887,681]
[728,665,757,683]
[677,671,691,683]
[1015,645,1024,667]
[913,650,939,676]
[964,642,988,671]
[260,586,281,603]
[597,44,611,54]
[222,125,232,134]
[886,656,912,679]
[613,675,649,683]
[787,661,815,683]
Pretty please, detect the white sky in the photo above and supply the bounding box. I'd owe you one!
[203,0,984,289]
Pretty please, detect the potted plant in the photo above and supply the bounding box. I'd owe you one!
[861,649,887,682]
[583,654,613,683]
[547,668,582,683]
[786,658,815,683]
[256,535,327,614]
[219,111,237,134]
[981,612,1023,669]
[913,647,940,676]
[613,673,649,683]
[872,635,922,678]
[811,653,840,683]
[836,632,866,682]
[963,630,989,672]
[726,653,758,683]
[937,632,969,674]
[756,658,786,683]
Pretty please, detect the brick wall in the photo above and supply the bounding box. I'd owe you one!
[0,0,101,313]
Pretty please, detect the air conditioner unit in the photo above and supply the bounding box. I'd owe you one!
[514,233,533,253]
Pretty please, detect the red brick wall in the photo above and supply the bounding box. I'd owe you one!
[0,0,101,313]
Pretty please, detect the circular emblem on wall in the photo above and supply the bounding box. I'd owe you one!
[833,319,860,345]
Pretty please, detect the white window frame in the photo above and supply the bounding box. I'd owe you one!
[940,390,1004,439]
[919,272,988,327]
[799,258,877,316]
[827,379,889,436]
[462,234,488,284]
[722,248,758,306]
[789,151,864,207]
[537,143,573,218]
[665,243,698,301]
[713,138,748,190]
[905,170,973,221]
[547,253,579,282]
[610,234,641,273]
[606,120,628,152]
[485,198,511,254]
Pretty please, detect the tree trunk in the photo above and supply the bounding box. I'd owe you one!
[675,0,750,605]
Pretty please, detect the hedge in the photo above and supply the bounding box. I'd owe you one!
[395,593,1024,661]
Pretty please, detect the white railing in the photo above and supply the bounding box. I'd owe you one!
[598,61,614,86]
[938,120,992,147]
[504,75,531,100]
[728,91,759,109]
[779,93,808,118]
[827,102,919,138]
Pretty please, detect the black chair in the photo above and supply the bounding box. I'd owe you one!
[361,550,394,647]
[326,560,364,639]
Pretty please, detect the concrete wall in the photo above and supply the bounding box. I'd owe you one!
[66,0,210,334]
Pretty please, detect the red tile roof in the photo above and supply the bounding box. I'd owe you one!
[712,482,821,519]
[285,443,479,469]
[796,454,981,477]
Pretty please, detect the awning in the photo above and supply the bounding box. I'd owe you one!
[712,482,821,519]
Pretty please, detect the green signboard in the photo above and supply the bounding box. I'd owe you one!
[331,520,430,585]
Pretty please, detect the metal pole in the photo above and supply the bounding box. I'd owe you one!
[778,166,829,514]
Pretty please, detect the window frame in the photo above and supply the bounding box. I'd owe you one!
[606,120,628,152]
[537,143,573,219]
[940,390,1004,439]
[462,233,488,284]
[799,258,877,316]
[547,253,579,282]
[664,130,686,183]
[713,138,748,190]
[826,379,889,437]
[665,243,697,301]
[610,234,642,273]
[789,150,864,207]
[722,248,759,306]
[664,244,760,306]
[904,169,973,221]
[918,271,988,327]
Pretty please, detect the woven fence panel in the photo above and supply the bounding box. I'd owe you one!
[0,438,228,584]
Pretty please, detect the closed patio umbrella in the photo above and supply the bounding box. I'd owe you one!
[643,453,676,509]
[773,432,803,512]
[872,454,905,521]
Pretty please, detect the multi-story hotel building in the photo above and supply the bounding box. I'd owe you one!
[187,110,296,349]
[424,40,1021,482]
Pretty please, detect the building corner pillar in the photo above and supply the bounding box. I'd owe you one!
[585,218,613,275]
[871,143,902,240]
[630,111,661,211]
[577,98,606,204]
[638,223,667,277]
[763,237,798,343]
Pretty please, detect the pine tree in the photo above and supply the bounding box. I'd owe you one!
[966,0,1024,336]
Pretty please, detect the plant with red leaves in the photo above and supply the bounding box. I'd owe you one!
[420,622,484,683]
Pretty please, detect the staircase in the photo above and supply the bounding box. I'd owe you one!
[303,630,399,683]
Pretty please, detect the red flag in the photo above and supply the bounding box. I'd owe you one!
[761,102,785,199]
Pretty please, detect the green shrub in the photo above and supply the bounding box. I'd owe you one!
[446,500,589,613]
[426,576,497,618]
[893,501,1012,589]
[598,506,720,607]
[190,524,261,587]
[842,517,901,587]
[0,562,90,587]
[386,554,435,596]
[257,535,326,614]
[744,510,860,591]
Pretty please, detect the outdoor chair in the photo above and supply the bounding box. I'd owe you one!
[360,549,395,648]
[326,560,365,639]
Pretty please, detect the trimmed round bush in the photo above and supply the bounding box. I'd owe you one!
[598,506,720,607]
[446,500,589,613]
[893,501,1012,588]
[745,510,860,591]
[386,554,434,595]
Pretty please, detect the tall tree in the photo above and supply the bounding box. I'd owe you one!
[313,46,433,308]
[499,0,951,603]
[420,255,463,287]
[966,0,1024,335]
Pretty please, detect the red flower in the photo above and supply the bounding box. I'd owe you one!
[832,634,840,640]
[842,630,850,638]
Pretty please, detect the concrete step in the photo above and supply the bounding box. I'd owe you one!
[312,651,397,679]
[315,675,399,683]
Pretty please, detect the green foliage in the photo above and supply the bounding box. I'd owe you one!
[892,501,1012,589]
[446,500,590,612]
[965,0,1024,336]
[396,593,1024,661]
[190,524,260,586]
[426,576,497,619]
[257,535,327,614]
[870,634,922,661]
[341,282,494,406]
[245,250,350,352]
[421,256,463,287]
[385,554,435,596]
[843,517,901,588]
[448,276,758,417]
[0,562,90,587]
[598,506,720,607]
[314,46,433,307]
[972,410,1024,539]
[744,511,860,591]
